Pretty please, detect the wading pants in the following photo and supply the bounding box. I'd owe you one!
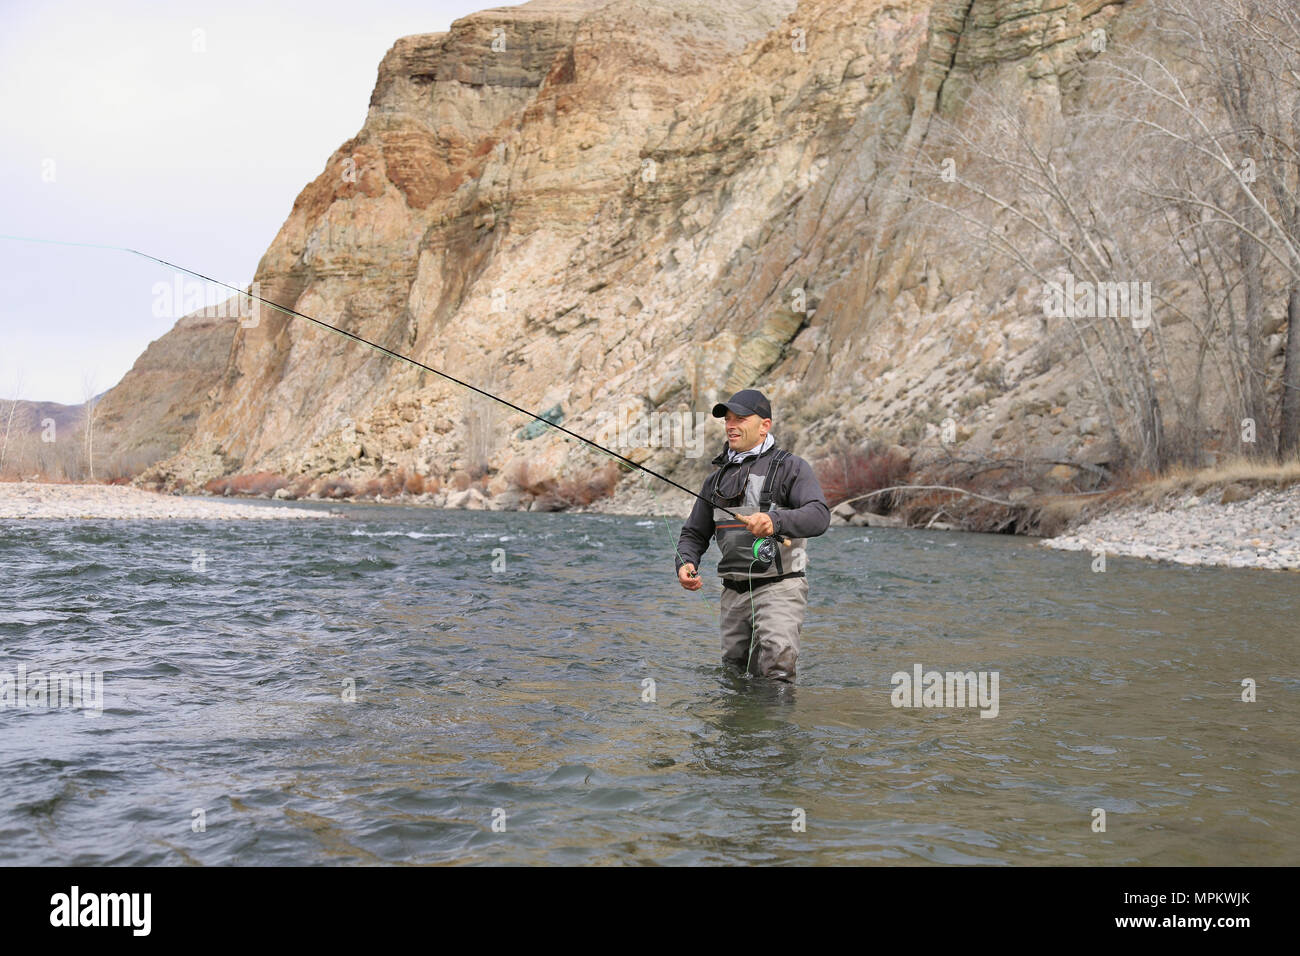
[718,576,809,682]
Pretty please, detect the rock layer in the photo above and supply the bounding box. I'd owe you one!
[107,0,1243,509]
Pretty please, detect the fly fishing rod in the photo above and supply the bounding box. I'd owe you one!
[0,234,765,530]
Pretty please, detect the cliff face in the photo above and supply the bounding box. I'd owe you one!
[125,0,1159,505]
[94,311,240,472]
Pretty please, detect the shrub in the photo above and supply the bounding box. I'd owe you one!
[816,441,910,509]
[281,475,314,500]
[975,362,1008,390]
[506,458,535,492]
[898,420,925,444]
[517,461,621,508]
[551,465,620,507]
[313,477,356,499]
[956,386,992,414]
[228,472,289,496]
[203,472,288,497]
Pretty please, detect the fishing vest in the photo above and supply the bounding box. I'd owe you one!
[706,446,809,582]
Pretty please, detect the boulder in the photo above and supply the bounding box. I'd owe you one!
[831,501,858,520]
[487,489,526,511]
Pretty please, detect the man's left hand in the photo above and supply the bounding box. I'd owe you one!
[737,512,774,538]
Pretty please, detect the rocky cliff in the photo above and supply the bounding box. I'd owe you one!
[114,0,1289,518]
[95,310,241,474]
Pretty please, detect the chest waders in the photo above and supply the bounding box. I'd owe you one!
[709,449,797,672]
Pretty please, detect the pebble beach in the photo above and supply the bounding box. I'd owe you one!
[1041,485,1300,571]
[0,482,331,520]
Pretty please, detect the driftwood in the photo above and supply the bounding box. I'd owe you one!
[836,484,1018,509]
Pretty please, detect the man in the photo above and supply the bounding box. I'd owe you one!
[675,388,830,683]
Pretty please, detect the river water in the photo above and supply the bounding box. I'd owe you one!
[1,503,1295,865]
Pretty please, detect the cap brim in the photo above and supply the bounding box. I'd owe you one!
[712,401,756,418]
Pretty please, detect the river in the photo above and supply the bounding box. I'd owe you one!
[1,504,1295,864]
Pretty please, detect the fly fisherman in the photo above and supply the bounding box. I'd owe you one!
[675,389,830,682]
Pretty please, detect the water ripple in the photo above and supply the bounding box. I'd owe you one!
[0,509,1296,863]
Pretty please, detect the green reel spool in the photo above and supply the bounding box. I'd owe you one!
[751,536,776,568]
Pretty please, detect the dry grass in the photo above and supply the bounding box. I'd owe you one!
[1033,454,1300,536]
[1029,492,1120,537]
[1124,455,1300,505]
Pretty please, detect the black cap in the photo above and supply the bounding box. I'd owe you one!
[711,388,772,420]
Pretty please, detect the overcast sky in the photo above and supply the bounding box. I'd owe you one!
[0,0,524,404]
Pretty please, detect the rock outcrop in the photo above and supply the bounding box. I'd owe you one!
[94,311,241,474]
[95,0,1283,512]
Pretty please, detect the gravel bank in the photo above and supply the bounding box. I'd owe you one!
[0,482,332,520]
[583,483,690,517]
[1041,485,1300,570]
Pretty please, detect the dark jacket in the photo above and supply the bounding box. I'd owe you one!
[675,439,830,580]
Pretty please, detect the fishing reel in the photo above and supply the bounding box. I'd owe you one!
[751,536,778,570]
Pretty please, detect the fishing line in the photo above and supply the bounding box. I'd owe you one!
[5,232,796,657]
[746,556,761,674]
[0,233,744,521]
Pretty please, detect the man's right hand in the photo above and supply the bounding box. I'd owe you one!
[678,563,702,591]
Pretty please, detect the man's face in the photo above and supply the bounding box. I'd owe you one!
[723,410,771,453]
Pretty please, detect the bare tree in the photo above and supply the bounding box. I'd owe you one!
[905,79,1172,470]
[0,369,23,478]
[901,0,1300,471]
[1131,0,1300,458]
[461,391,499,479]
[82,372,99,482]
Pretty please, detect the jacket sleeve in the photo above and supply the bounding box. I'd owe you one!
[768,456,830,539]
[675,478,715,571]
